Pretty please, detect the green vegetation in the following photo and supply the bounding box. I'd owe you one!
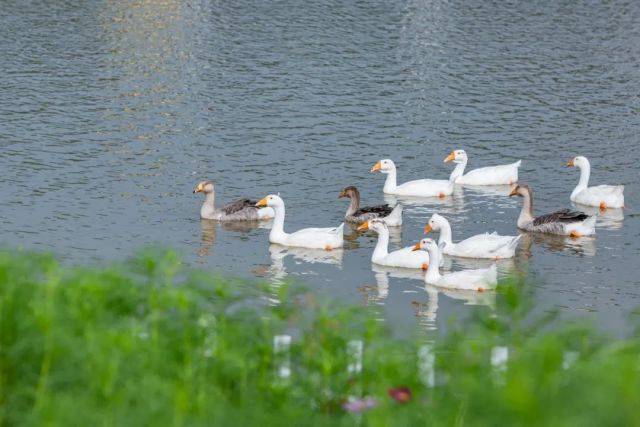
[1,249,639,426]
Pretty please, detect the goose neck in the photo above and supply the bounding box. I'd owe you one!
[518,191,534,226]
[424,247,441,283]
[437,221,453,246]
[371,229,390,262]
[345,194,360,217]
[383,169,397,193]
[449,159,467,182]
[572,162,591,198]
[203,191,216,207]
[270,204,288,241]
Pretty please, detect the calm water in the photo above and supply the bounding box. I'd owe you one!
[1,0,638,333]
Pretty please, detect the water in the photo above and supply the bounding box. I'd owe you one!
[1,0,638,333]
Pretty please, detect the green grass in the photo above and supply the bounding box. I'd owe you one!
[1,248,639,426]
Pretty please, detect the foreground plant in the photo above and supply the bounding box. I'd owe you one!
[0,248,639,426]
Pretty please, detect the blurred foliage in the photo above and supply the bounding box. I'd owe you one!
[0,249,638,426]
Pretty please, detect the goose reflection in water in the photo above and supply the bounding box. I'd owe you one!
[573,203,624,230]
[363,264,426,302]
[413,285,497,331]
[267,244,344,284]
[383,185,465,209]
[519,231,597,258]
[197,219,273,258]
[458,184,513,197]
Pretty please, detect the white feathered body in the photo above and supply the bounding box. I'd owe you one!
[571,185,624,208]
[443,233,521,259]
[386,178,454,197]
[373,246,430,269]
[270,224,344,249]
[455,161,521,186]
[429,264,498,291]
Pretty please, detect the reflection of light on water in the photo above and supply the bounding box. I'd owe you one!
[99,0,205,159]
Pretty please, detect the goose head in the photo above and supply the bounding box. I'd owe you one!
[412,237,438,253]
[424,213,446,234]
[567,155,589,168]
[444,149,467,164]
[370,159,396,174]
[193,181,214,194]
[356,218,387,233]
[509,183,531,198]
[256,194,284,208]
[338,186,359,200]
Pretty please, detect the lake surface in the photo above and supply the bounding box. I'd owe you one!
[1,0,638,333]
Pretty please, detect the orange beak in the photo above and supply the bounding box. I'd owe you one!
[370,161,382,172]
[509,187,518,197]
[255,197,268,207]
[566,159,574,167]
[424,224,432,234]
[444,151,455,163]
[356,221,369,232]
[193,184,203,193]
[412,242,422,251]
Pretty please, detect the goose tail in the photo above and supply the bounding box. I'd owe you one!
[384,204,403,226]
[507,234,522,251]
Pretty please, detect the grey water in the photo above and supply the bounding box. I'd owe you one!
[1,0,638,333]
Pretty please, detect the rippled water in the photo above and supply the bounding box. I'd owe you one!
[1,0,638,333]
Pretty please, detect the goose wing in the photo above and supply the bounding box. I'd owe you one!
[354,204,393,217]
[533,209,588,226]
[221,198,257,215]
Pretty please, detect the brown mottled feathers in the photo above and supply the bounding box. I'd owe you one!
[532,209,589,226]
[354,205,393,217]
[221,198,258,215]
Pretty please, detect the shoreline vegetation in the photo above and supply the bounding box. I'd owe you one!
[1,249,639,425]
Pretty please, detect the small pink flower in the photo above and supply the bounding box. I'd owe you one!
[388,386,412,403]
[342,396,378,413]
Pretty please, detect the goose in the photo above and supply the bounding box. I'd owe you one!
[339,186,403,226]
[357,219,431,269]
[256,194,343,249]
[194,181,275,221]
[424,213,521,259]
[413,238,497,291]
[371,159,454,198]
[444,149,521,185]
[509,184,596,237]
[567,156,624,209]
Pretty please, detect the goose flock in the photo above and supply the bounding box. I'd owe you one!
[194,152,625,292]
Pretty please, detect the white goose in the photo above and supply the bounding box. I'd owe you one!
[567,156,624,209]
[357,219,430,270]
[256,195,343,249]
[424,213,521,259]
[413,238,497,291]
[371,159,454,198]
[445,149,521,185]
